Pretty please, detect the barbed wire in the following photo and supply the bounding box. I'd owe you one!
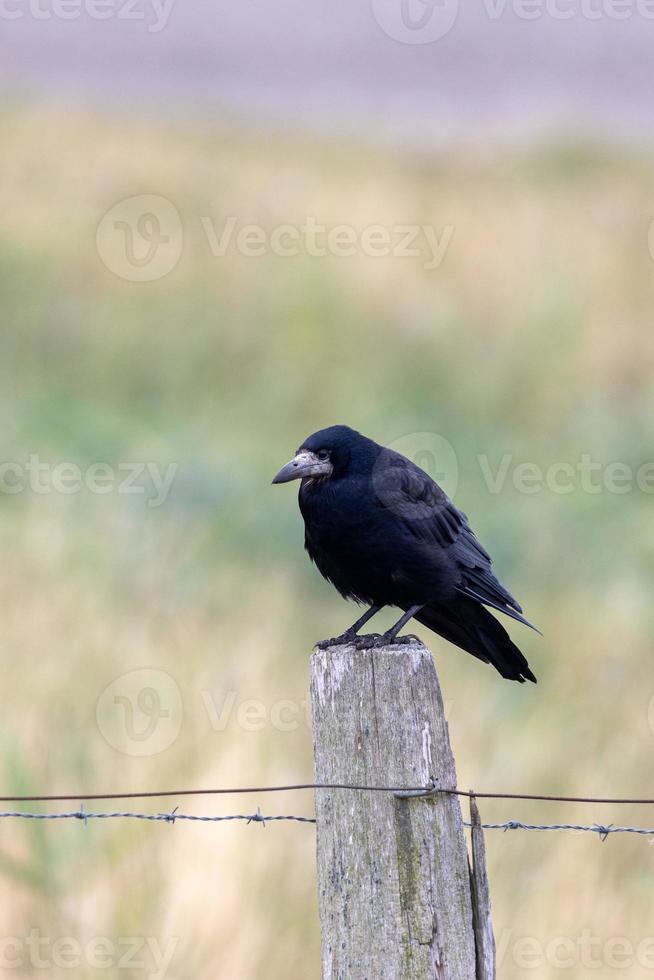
[1,781,653,840]
[0,806,315,826]
[463,820,654,841]
[0,809,653,839]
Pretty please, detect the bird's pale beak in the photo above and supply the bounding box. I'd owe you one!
[272,450,332,485]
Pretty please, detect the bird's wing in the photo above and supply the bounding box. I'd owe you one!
[374,452,539,631]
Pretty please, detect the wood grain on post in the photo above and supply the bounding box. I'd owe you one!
[311,639,478,980]
[469,795,496,980]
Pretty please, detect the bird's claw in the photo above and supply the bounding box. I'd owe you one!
[374,632,422,647]
[351,633,420,649]
[317,633,384,650]
[317,632,421,651]
[351,633,382,650]
[316,631,357,649]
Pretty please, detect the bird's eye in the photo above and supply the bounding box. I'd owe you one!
[317,450,329,460]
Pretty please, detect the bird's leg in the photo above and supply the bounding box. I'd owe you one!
[346,604,384,636]
[316,604,384,649]
[375,604,424,646]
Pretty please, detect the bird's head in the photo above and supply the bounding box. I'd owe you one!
[272,425,368,485]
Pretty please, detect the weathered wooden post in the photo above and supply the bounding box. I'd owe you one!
[469,796,495,980]
[311,638,494,980]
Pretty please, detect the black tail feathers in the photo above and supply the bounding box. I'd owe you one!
[415,596,537,683]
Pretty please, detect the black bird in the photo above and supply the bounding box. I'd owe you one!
[272,425,538,683]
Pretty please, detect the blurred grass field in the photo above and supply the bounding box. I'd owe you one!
[1,105,654,978]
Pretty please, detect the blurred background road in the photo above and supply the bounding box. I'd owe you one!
[2,1,654,145]
[1,3,654,979]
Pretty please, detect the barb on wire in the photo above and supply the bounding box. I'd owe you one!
[462,820,654,840]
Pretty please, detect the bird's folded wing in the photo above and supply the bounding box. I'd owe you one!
[374,455,539,632]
